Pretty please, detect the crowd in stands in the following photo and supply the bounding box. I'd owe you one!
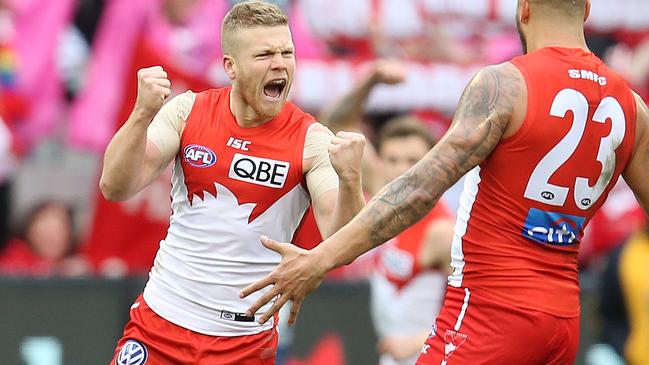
[0,0,647,363]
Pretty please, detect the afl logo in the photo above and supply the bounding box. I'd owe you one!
[116,340,148,365]
[184,144,216,168]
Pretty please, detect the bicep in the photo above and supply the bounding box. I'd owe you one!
[304,123,339,235]
[406,63,523,193]
[623,94,649,214]
[138,139,174,188]
[138,93,189,188]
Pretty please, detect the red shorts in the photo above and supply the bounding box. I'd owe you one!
[110,295,278,365]
[416,286,579,365]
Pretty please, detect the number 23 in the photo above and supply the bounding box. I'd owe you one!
[523,88,626,210]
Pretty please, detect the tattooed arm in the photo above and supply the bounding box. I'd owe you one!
[341,62,523,251]
[240,62,525,325]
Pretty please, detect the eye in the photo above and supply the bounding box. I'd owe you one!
[282,50,294,57]
[255,53,272,59]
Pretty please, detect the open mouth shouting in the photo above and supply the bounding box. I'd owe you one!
[263,78,287,101]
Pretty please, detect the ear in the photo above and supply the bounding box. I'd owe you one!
[584,0,591,22]
[520,0,531,24]
[223,55,236,80]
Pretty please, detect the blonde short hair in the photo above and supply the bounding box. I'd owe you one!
[221,1,289,55]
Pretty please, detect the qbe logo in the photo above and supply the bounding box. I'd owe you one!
[116,340,148,365]
[229,153,290,188]
[522,208,585,245]
[183,144,217,168]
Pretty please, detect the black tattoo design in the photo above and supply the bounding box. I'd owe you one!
[358,63,523,247]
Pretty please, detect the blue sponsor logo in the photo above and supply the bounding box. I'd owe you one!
[522,208,585,245]
[116,340,148,365]
[183,144,216,168]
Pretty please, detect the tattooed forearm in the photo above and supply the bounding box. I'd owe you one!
[357,63,523,247]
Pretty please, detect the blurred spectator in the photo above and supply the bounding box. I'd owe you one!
[318,60,455,364]
[0,115,13,250]
[369,119,454,365]
[0,1,24,251]
[68,0,226,152]
[579,180,646,268]
[4,0,76,149]
[607,35,649,98]
[298,0,519,62]
[590,224,649,365]
[0,201,90,277]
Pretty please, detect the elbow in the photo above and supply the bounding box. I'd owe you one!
[99,178,131,202]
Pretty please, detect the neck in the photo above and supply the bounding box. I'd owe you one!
[229,86,272,128]
[525,21,589,54]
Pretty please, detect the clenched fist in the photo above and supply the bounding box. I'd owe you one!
[329,131,366,182]
[134,66,172,120]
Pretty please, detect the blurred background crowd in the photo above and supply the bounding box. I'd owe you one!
[1,0,648,364]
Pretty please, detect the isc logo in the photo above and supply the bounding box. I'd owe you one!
[229,153,289,188]
[226,137,251,151]
[183,144,217,168]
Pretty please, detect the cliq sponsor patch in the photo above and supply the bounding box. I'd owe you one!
[522,208,585,245]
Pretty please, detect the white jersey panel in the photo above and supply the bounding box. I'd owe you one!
[370,270,446,365]
[143,159,310,336]
[448,166,481,288]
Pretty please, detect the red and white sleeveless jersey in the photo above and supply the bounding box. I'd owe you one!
[371,202,451,343]
[449,47,637,317]
[375,202,452,290]
[143,87,316,335]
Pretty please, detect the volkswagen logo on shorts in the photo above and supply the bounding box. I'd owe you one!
[116,340,148,365]
[184,144,217,168]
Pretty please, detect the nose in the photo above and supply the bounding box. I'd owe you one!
[270,52,287,71]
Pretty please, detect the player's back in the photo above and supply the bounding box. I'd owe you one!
[449,46,637,317]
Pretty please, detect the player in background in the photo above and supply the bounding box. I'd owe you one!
[240,0,649,364]
[100,2,365,364]
[318,60,455,365]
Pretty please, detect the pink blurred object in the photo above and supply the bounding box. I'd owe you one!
[68,0,225,152]
[10,0,75,149]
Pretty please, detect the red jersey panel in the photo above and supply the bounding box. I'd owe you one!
[449,47,637,317]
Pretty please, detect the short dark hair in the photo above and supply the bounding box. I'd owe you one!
[377,116,436,152]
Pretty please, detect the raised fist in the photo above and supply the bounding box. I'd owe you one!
[329,131,366,182]
[371,59,407,85]
[134,66,172,120]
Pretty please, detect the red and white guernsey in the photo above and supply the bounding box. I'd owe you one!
[449,47,637,317]
[371,203,451,343]
[143,87,316,335]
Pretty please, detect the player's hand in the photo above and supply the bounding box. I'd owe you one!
[371,59,407,85]
[329,131,365,182]
[134,66,172,120]
[239,236,328,326]
[378,334,426,361]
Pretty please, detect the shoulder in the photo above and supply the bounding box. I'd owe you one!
[458,63,525,119]
[284,101,316,123]
[307,122,334,135]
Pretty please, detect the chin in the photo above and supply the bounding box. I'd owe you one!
[260,100,286,118]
